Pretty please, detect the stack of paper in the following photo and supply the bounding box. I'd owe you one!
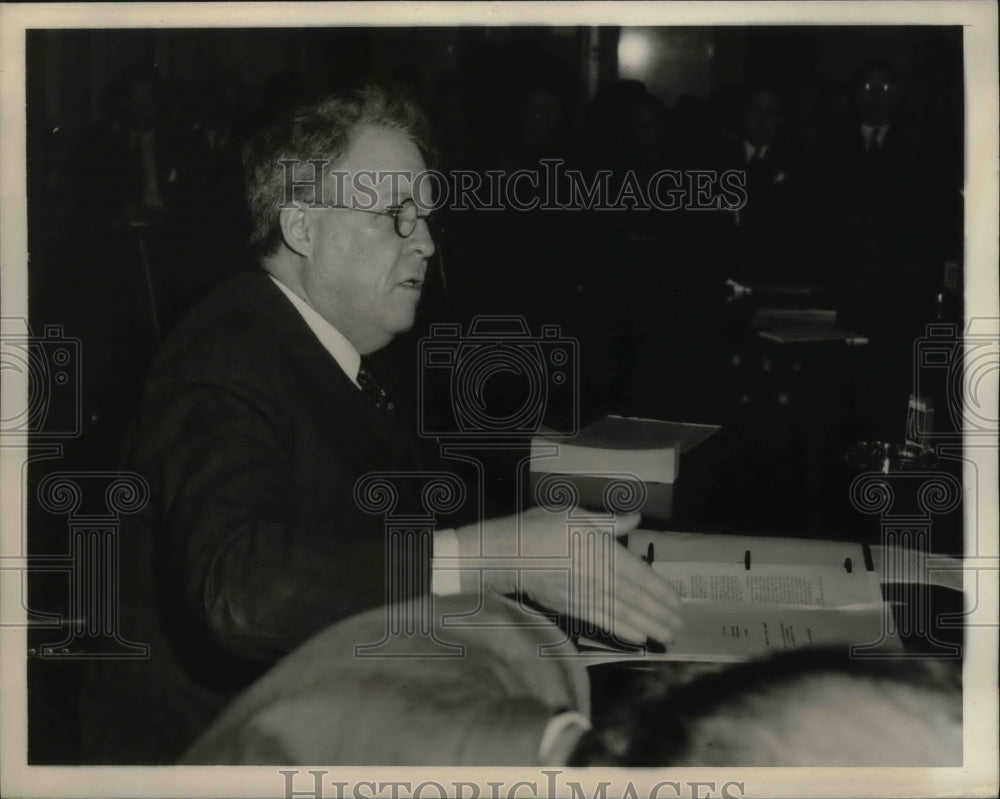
[579,530,904,663]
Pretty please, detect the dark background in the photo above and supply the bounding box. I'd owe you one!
[25,25,965,763]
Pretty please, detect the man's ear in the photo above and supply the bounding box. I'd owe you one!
[278,203,313,259]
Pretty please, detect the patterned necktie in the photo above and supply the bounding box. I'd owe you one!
[356,360,397,418]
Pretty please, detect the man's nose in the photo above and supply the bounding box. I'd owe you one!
[406,218,436,259]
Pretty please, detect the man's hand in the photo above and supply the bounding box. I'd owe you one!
[453,506,682,646]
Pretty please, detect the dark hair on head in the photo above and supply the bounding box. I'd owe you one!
[241,84,434,258]
[569,648,961,767]
[742,82,784,107]
[101,63,161,120]
[854,59,899,87]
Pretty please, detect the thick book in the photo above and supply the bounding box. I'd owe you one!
[751,305,868,345]
[528,416,719,520]
[530,415,720,485]
[758,327,869,345]
[578,530,906,663]
[528,472,674,520]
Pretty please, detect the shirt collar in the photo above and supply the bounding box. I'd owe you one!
[743,140,768,162]
[861,123,889,144]
[269,274,362,387]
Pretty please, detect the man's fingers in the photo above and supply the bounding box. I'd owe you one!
[585,546,684,644]
[598,584,680,644]
[519,519,684,646]
[605,618,648,647]
[614,546,683,614]
[564,581,669,646]
[567,577,682,645]
[597,598,674,647]
[610,511,642,537]
[612,571,684,633]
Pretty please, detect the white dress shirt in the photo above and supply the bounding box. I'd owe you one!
[269,274,462,596]
[270,276,362,386]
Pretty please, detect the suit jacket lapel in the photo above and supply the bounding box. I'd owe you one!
[249,273,425,474]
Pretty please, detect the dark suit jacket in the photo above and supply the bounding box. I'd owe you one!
[711,139,805,284]
[823,122,942,335]
[81,270,433,763]
[825,122,922,259]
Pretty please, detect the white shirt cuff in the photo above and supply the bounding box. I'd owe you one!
[539,711,592,765]
[432,528,462,596]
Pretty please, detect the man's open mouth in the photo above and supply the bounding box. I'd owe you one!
[399,278,423,289]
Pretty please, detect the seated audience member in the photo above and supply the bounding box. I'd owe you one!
[572,649,962,766]
[181,594,592,766]
[183,601,961,768]
[79,85,680,764]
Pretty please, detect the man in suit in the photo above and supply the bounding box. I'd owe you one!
[825,62,937,438]
[80,86,681,763]
[828,62,918,267]
[712,85,804,285]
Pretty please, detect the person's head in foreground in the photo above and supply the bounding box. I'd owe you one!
[182,589,960,768]
[571,648,961,766]
[243,85,437,356]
